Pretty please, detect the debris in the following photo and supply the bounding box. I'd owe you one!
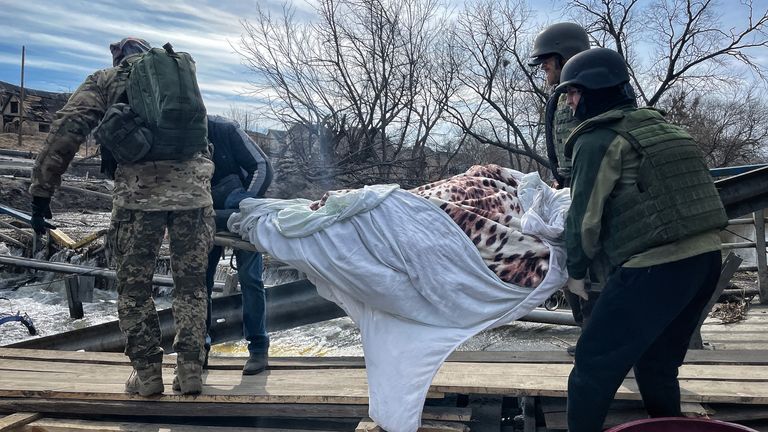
[710,298,751,324]
[0,310,37,335]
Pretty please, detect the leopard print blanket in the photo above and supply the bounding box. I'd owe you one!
[310,164,550,288]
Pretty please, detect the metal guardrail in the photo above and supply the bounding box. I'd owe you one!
[712,165,768,303]
[709,163,768,178]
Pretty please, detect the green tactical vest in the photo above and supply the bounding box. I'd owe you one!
[553,93,579,181]
[566,108,728,266]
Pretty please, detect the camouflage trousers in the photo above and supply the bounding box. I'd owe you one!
[109,206,215,369]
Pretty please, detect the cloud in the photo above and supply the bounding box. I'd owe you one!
[0,0,254,102]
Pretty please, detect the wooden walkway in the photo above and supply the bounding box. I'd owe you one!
[2,304,768,431]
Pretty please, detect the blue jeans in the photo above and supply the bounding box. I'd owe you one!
[205,245,269,354]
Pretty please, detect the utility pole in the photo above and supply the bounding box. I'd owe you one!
[18,45,25,147]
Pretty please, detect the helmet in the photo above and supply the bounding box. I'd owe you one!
[554,48,630,93]
[110,37,151,66]
[528,22,590,66]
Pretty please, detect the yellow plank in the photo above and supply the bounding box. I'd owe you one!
[69,229,108,250]
[48,229,76,248]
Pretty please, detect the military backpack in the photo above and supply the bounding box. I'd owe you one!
[95,43,208,165]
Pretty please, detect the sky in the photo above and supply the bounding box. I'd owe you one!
[0,0,319,121]
[1,0,766,126]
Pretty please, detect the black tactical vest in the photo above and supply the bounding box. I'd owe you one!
[566,108,727,266]
[553,94,579,182]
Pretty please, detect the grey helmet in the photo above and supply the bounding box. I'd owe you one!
[554,47,630,93]
[528,22,590,66]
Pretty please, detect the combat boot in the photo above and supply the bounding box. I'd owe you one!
[173,361,203,395]
[125,363,164,396]
[242,351,269,375]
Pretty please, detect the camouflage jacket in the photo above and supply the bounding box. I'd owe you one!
[30,56,213,211]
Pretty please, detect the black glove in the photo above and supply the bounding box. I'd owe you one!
[31,196,53,235]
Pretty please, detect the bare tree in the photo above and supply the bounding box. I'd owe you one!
[237,0,457,189]
[224,104,260,131]
[665,89,768,167]
[568,0,768,106]
[445,0,551,176]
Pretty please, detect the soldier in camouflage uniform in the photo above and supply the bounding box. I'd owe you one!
[528,23,598,351]
[29,38,214,396]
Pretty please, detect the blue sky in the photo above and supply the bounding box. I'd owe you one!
[0,0,318,118]
[1,0,766,122]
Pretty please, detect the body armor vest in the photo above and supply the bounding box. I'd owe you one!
[566,108,727,266]
[553,94,579,182]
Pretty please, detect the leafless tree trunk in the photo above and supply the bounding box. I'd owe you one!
[444,0,551,177]
[665,89,768,167]
[237,0,457,189]
[568,0,768,106]
[224,104,260,131]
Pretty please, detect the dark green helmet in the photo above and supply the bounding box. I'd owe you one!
[555,48,630,93]
[529,22,590,66]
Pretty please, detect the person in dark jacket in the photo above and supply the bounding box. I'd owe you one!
[556,48,727,431]
[206,114,273,375]
[529,22,599,352]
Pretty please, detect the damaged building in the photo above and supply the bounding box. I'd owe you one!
[0,80,69,135]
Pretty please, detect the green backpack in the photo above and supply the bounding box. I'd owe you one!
[96,43,208,164]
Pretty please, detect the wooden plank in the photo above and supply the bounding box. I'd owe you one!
[0,362,372,403]
[64,277,84,319]
[48,228,76,248]
[0,359,450,403]
[0,348,367,369]
[9,357,768,404]
[545,403,768,429]
[6,346,768,368]
[705,403,768,421]
[0,412,41,431]
[431,361,768,382]
[18,417,333,432]
[428,366,768,404]
[706,343,768,350]
[69,229,108,250]
[446,351,575,364]
[356,418,382,432]
[0,231,24,247]
[11,357,768,385]
[356,418,469,432]
[0,399,466,421]
[421,407,472,422]
[541,399,708,430]
[681,402,712,417]
[0,398,367,418]
[700,325,768,333]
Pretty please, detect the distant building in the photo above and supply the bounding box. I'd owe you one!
[0,80,70,135]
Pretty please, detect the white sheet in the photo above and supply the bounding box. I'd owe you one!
[228,171,569,432]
